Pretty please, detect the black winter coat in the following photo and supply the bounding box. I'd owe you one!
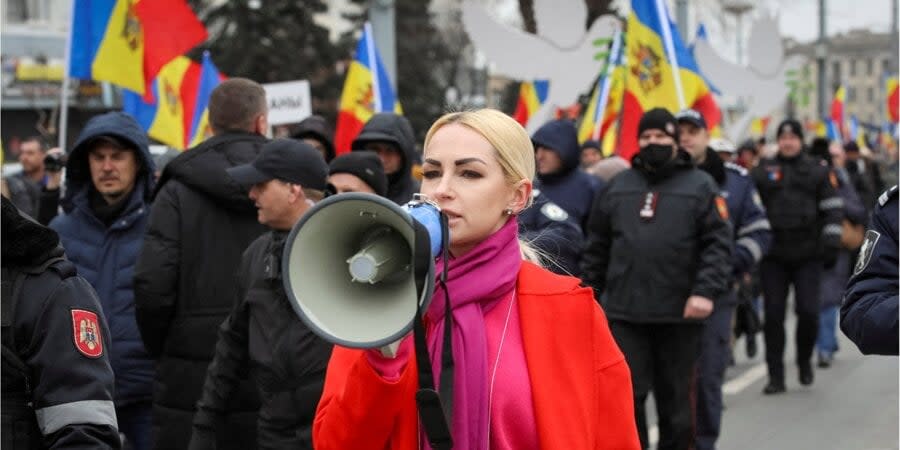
[352,113,420,205]
[191,231,333,450]
[581,150,732,323]
[133,132,268,450]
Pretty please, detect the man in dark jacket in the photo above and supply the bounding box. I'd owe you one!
[582,108,732,450]
[518,188,584,276]
[190,140,333,450]
[844,141,885,213]
[841,185,898,355]
[6,136,47,217]
[532,119,602,229]
[351,112,419,204]
[134,78,269,450]
[751,119,844,394]
[677,108,772,450]
[292,115,335,162]
[806,141,868,368]
[2,197,121,449]
[48,112,156,450]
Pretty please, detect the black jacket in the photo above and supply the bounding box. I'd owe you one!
[751,153,843,263]
[352,113,420,205]
[2,197,120,449]
[581,150,732,323]
[134,132,268,450]
[191,231,333,450]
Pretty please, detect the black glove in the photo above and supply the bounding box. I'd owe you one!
[823,246,839,270]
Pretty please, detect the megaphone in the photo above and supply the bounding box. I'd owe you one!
[282,192,444,349]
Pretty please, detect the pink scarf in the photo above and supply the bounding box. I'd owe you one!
[425,217,521,450]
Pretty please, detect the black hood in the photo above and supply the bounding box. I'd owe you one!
[292,115,335,162]
[532,119,580,181]
[697,147,726,186]
[154,132,268,214]
[351,113,417,177]
[65,111,156,205]
[2,197,64,268]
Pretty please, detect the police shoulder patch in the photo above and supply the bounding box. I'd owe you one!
[72,309,103,358]
[853,230,881,276]
[878,185,898,207]
[541,202,569,222]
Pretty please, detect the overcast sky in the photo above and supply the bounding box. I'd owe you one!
[773,0,895,42]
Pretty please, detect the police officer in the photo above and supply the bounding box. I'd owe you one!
[518,187,584,276]
[583,108,732,450]
[2,196,120,449]
[190,140,333,450]
[677,109,772,450]
[840,185,898,355]
[751,119,844,394]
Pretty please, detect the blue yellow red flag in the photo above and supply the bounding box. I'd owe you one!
[69,0,207,97]
[618,0,722,159]
[187,52,224,148]
[334,22,403,154]
[512,80,550,127]
[122,56,201,149]
[578,31,623,148]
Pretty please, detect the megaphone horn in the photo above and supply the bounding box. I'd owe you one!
[282,193,443,349]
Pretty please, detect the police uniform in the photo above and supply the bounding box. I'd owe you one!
[751,139,843,391]
[840,186,898,355]
[2,197,120,449]
[695,155,771,450]
[518,188,584,276]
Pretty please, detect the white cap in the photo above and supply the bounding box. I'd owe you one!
[710,138,736,154]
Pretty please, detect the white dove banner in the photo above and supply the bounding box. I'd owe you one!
[461,0,619,133]
[694,15,807,142]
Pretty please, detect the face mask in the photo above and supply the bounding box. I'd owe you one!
[638,143,674,169]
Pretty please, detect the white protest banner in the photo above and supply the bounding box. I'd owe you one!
[263,80,312,126]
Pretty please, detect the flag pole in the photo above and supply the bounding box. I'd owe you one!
[58,0,76,149]
[654,0,686,109]
[364,22,383,113]
[593,30,623,141]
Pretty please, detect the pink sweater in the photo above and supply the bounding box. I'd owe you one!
[365,290,539,450]
[484,291,539,450]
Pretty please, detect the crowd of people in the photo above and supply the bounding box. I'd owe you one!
[1,76,897,450]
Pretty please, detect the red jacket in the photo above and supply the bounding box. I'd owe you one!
[313,261,640,449]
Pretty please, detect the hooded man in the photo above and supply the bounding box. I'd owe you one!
[351,113,419,205]
[532,119,602,229]
[582,107,732,450]
[292,115,335,163]
[49,112,157,450]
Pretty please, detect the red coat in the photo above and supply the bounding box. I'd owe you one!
[313,261,640,449]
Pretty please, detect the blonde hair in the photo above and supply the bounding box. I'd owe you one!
[425,109,548,265]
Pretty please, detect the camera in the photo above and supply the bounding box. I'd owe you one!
[44,152,67,172]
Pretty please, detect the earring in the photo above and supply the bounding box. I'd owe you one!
[504,208,514,216]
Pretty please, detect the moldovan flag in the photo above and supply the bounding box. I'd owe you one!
[578,31,624,157]
[69,0,207,98]
[618,0,722,160]
[122,56,201,149]
[334,22,402,155]
[187,52,225,148]
[830,85,846,134]
[513,80,550,127]
[750,116,771,137]
[887,76,898,122]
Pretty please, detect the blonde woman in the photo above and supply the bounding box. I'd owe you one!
[314,109,639,450]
